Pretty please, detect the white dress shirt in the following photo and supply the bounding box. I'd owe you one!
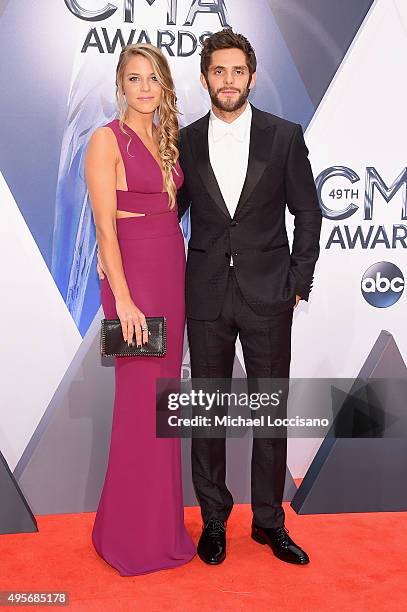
[208,102,252,265]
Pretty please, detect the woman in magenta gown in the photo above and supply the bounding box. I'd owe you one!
[85,44,196,575]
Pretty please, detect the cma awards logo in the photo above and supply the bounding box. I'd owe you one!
[361,262,404,308]
[316,166,407,250]
[64,0,230,55]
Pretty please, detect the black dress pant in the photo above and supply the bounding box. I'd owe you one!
[187,267,293,528]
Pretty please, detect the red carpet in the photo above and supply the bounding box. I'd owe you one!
[1,503,406,611]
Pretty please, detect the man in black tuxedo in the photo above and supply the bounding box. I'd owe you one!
[177,29,322,566]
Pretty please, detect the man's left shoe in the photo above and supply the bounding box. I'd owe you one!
[251,524,310,564]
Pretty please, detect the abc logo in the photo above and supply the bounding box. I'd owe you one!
[361,262,404,308]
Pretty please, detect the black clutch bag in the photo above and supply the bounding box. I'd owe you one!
[100,316,166,357]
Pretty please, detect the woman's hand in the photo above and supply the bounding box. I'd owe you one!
[97,250,146,346]
[115,297,149,347]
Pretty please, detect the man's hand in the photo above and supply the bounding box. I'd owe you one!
[294,294,301,309]
[97,249,105,280]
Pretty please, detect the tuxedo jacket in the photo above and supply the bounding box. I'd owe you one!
[177,104,322,321]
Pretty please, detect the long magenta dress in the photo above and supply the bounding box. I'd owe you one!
[92,119,196,575]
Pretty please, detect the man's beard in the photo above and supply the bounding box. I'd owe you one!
[207,84,250,113]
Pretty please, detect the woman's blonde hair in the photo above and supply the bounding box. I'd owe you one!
[116,44,180,209]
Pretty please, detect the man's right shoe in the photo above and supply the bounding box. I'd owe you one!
[197,517,226,565]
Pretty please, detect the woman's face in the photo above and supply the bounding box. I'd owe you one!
[121,54,163,115]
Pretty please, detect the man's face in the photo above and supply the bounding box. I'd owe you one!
[201,48,256,113]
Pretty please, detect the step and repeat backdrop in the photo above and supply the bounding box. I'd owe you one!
[0,0,406,513]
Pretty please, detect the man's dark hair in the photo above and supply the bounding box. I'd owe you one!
[200,29,257,80]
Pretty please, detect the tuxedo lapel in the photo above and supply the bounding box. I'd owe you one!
[233,105,275,219]
[190,113,231,219]
[189,105,275,220]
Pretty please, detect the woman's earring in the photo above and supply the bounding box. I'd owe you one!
[118,91,127,119]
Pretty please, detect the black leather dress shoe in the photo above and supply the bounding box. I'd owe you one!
[251,524,309,564]
[197,518,226,565]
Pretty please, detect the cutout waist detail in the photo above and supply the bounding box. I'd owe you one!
[116,209,175,218]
